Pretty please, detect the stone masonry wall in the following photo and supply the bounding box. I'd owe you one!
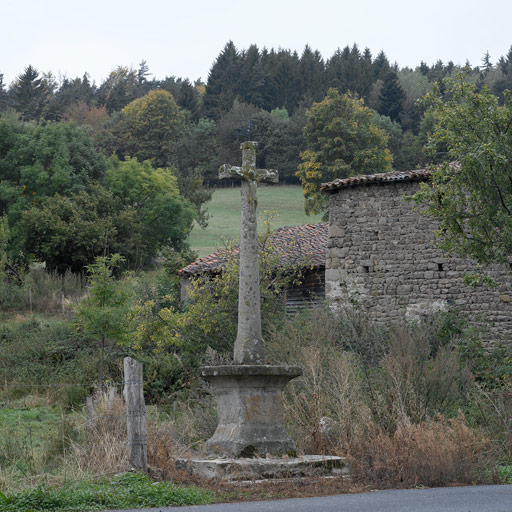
[326,180,512,343]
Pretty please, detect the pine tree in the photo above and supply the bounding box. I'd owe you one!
[96,66,140,114]
[419,61,430,76]
[300,45,325,102]
[50,73,96,120]
[378,70,405,121]
[481,51,492,74]
[9,65,49,121]
[203,41,241,119]
[239,44,266,108]
[493,45,512,99]
[0,73,8,112]
[265,49,302,113]
[178,79,200,121]
[373,51,391,80]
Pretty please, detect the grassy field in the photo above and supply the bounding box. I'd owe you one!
[189,185,323,257]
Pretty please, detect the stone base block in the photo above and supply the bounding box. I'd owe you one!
[175,455,347,481]
[200,365,302,457]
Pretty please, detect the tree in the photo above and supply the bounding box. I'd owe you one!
[378,70,405,122]
[18,157,195,272]
[177,79,200,121]
[0,118,106,238]
[0,73,8,112]
[50,73,95,119]
[104,156,196,255]
[300,45,326,102]
[481,51,493,75]
[9,65,49,121]
[264,49,302,113]
[398,69,431,134]
[18,184,127,273]
[203,41,241,119]
[96,66,141,113]
[74,255,132,388]
[116,89,188,168]
[297,89,393,216]
[239,44,266,108]
[414,75,512,266]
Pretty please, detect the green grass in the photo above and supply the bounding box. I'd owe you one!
[0,400,78,489]
[500,464,512,483]
[0,472,214,511]
[189,185,323,257]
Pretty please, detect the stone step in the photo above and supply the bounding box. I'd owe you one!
[175,455,347,481]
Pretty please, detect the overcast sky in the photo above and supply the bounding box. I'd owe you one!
[2,0,511,86]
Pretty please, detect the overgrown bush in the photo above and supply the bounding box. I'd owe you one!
[130,233,292,369]
[0,316,96,405]
[265,307,505,485]
[348,414,495,487]
[0,265,85,314]
[25,266,85,313]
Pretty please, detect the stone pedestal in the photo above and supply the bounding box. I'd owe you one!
[200,365,302,458]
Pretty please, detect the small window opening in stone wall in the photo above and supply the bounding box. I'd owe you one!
[363,265,370,273]
[437,263,444,272]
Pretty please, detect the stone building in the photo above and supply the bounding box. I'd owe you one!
[321,169,512,342]
[178,223,328,313]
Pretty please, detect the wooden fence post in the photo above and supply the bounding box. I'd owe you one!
[123,357,147,471]
[86,396,95,432]
[107,385,117,412]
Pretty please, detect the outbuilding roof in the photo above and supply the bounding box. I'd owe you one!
[178,223,328,277]
[320,168,431,193]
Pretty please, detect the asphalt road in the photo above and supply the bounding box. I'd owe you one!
[107,484,512,512]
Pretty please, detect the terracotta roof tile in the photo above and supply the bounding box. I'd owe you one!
[178,223,328,277]
[320,168,431,192]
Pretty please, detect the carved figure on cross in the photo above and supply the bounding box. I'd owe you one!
[219,141,278,365]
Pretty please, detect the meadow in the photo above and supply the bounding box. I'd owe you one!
[189,185,323,257]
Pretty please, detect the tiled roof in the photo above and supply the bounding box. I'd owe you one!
[320,168,431,192]
[178,223,328,277]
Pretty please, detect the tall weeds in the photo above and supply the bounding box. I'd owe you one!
[266,307,504,486]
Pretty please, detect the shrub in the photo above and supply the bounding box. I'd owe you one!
[0,316,96,404]
[369,326,473,431]
[348,414,495,487]
[466,380,512,461]
[265,307,499,485]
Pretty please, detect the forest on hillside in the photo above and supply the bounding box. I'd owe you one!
[1,41,512,271]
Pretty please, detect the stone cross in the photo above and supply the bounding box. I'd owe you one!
[219,141,278,365]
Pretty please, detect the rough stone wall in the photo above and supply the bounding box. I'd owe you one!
[326,181,512,342]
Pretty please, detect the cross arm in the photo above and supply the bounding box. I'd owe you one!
[219,164,244,181]
[219,164,279,184]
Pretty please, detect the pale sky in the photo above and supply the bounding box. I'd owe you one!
[2,0,511,87]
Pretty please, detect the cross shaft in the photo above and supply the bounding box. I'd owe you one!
[219,141,278,364]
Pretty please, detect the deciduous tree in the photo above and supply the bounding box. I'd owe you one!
[116,89,188,168]
[74,254,132,388]
[414,76,512,266]
[297,89,393,216]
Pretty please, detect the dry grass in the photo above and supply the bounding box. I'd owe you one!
[65,389,128,477]
[348,414,496,487]
[265,309,500,487]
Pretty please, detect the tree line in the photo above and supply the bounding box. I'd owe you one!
[1,42,512,273]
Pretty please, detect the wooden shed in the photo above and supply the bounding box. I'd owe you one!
[178,223,328,313]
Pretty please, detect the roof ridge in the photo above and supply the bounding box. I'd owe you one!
[178,223,328,276]
[320,168,431,192]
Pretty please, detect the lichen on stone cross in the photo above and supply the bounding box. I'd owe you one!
[219,141,278,365]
